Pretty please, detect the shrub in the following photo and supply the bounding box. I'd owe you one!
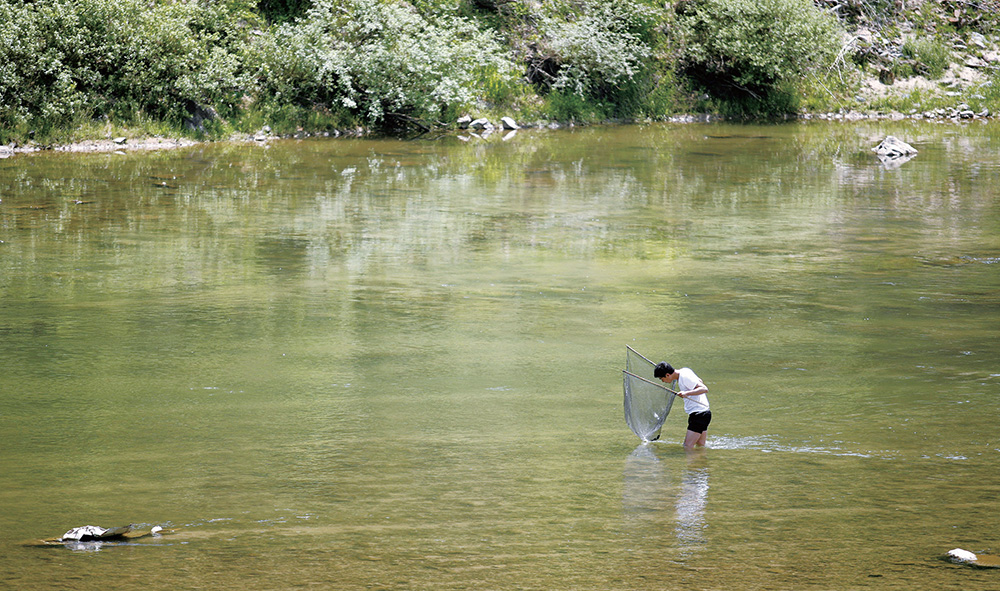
[248,0,515,128]
[0,0,255,141]
[540,0,657,98]
[520,0,676,118]
[257,0,312,24]
[676,0,844,110]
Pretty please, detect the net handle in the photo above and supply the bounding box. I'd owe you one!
[626,345,655,365]
[622,369,710,409]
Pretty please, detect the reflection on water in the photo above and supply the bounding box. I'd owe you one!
[674,451,709,554]
[623,444,709,558]
[2,121,1000,590]
[623,444,671,521]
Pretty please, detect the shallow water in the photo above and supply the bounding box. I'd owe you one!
[1,121,999,590]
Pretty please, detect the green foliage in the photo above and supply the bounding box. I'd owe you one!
[676,0,844,111]
[257,0,312,24]
[541,0,656,96]
[901,38,950,80]
[0,0,257,142]
[248,0,515,128]
[543,89,608,122]
[797,67,863,113]
[812,0,900,28]
[520,0,680,120]
[6,0,999,142]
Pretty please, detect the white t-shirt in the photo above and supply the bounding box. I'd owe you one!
[677,367,709,414]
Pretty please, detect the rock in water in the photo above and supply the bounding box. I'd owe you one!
[949,548,1000,568]
[872,136,918,158]
[469,118,493,131]
[60,525,108,541]
[948,548,977,563]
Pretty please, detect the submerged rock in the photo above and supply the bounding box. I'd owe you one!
[25,524,173,548]
[947,548,1000,568]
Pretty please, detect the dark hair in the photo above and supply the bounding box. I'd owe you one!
[653,362,674,378]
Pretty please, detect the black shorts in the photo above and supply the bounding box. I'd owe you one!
[687,411,712,434]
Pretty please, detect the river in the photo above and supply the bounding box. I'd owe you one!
[1,121,998,589]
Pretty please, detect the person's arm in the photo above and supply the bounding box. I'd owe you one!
[679,380,708,398]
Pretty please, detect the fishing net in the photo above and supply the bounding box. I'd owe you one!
[623,346,676,442]
[626,345,655,375]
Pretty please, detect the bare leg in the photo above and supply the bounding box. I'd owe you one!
[684,430,706,449]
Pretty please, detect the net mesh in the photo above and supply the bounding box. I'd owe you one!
[623,347,676,441]
[626,345,654,374]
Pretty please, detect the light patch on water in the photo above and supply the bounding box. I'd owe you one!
[705,435,890,458]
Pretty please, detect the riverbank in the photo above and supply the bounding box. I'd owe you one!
[2,101,994,159]
[3,0,998,155]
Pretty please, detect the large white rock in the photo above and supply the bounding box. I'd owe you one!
[469,118,493,130]
[61,525,108,541]
[872,136,917,158]
[947,548,977,563]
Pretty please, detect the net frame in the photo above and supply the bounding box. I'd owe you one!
[623,346,677,442]
[623,370,675,441]
[626,345,655,374]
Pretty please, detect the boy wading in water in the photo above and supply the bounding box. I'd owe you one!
[654,362,711,449]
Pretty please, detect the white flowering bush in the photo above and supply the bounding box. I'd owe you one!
[542,0,658,99]
[250,0,514,125]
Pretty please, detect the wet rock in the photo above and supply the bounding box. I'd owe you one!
[873,136,917,170]
[26,524,173,548]
[59,524,137,541]
[947,548,1000,568]
[872,136,917,158]
[457,115,472,129]
[61,525,111,541]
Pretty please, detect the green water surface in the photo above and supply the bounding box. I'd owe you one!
[1,121,998,590]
